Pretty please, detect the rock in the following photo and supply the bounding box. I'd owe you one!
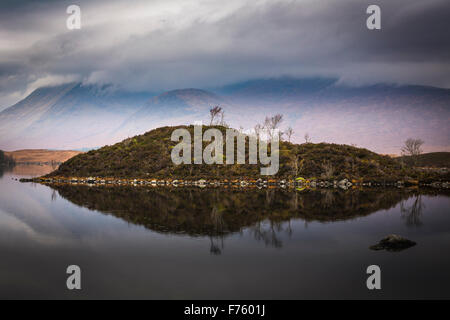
[240,180,248,186]
[370,234,416,252]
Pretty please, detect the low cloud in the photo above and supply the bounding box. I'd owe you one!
[1,0,449,108]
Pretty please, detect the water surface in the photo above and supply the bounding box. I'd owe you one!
[1,165,449,299]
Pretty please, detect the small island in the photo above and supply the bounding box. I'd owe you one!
[21,125,450,189]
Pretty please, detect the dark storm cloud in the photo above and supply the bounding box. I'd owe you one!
[1,0,449,108]
[356,0,450,62]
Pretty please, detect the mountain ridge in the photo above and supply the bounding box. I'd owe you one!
[1,77,449,154]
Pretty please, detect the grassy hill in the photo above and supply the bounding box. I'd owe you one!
[5,149,82,164]
[398,152,450,168]
[47,125,440,181]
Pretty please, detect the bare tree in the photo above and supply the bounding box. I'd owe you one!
[209,106,222,126]
[219,110,225,126]
[254,123,262,140]
[401,138,424,166]
[304,133,311,143]
[321,161,334,179]
[285,127,294,142]
[264,114,283,139]
[263,117,271,138]
[291,154,303,176]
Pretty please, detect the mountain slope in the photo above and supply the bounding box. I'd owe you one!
[0,83,77,139]
[214,78,450,154]
[116,88,229,139]
[0,83,154,150]
[215,77,338,102]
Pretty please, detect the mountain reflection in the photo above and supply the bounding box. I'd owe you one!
[50,185,449,243]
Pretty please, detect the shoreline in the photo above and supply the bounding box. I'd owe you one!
[19,176,450,189]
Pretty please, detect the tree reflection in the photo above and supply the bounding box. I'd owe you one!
[209,236,224,255]
[250,220,285,248]
[51,189,57,201]
[46,184,449,253]
[400,194,425,227]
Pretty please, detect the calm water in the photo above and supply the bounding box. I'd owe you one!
[1,165,450,299]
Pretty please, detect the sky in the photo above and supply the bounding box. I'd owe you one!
[1,0,450,109]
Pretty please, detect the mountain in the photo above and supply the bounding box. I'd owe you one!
[214,77,450,105]
[214,77,450,154]
[0,83,155,150]
[1,77,450,154]
[215,77,338,103]
[47,125,432,182]
[116,89,228,139]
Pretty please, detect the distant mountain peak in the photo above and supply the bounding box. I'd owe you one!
[148,88,223,108]
[156,88,221,102]
[163,88,215,95]
[215,76,338,97]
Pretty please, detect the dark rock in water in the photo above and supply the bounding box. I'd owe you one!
[370,234,416,252]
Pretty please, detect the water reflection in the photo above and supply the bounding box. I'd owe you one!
[400,195,425,227]
[1,163,57,177]
[0,165,10,178]
[48,184,449,253]
[2,167,450,298]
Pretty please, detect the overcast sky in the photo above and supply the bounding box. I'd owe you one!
[1,0,449,108]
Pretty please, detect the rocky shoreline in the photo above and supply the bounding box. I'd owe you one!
[19,176,450,189]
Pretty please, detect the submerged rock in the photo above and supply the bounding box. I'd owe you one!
[370,234,416,252]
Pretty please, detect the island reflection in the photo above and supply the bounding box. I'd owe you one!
[49,185,448,240]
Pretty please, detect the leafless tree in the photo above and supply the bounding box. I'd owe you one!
[219,110,225,126]
[321,161,334,179]
[401,138,424,166]
[285,127,294,142]
[264,114,283,139]
[209,106,222,125]
[291,154,303,176]
[254,123,262,140]
[304,133,311,143]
